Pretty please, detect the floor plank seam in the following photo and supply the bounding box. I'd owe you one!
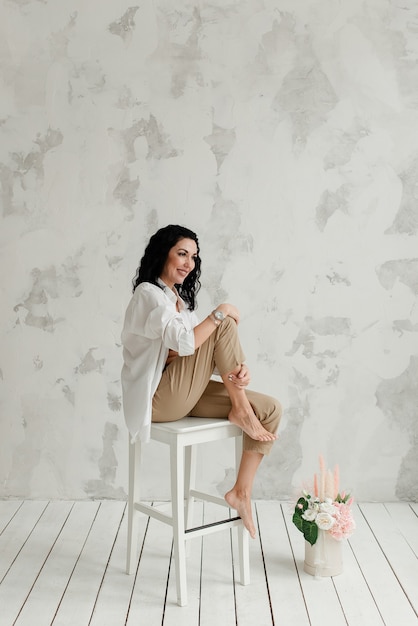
[346,538,387,625]
[227,519,238,626]
[358,504,418,618]
[255,504,275,626]
[88,502,127,626]
[50,501,102,625]
[279,503,312,626]
[0,501,24,536]
[13,501,76,626]
[124,506,152,625]
[1,501,49,586]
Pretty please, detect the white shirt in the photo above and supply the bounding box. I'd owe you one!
[121,279,199,442]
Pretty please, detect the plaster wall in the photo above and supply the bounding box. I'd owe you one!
[1,0,417,502]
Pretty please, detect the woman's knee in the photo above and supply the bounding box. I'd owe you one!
[272,396,283,419]
[219,315,237,335]
[260,394,282,432]
[271,396,283,424]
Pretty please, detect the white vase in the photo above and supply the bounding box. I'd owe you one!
[304,529,343,577]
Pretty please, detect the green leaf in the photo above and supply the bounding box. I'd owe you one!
[294,497,308,513]
[292,511,304,532]
[303,521,318,546]
[293,497,314,537]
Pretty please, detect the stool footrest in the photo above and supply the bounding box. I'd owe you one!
[135,502,171,525]
[189,489,229,508]
[134,501,241,538]
[185,516,242,539]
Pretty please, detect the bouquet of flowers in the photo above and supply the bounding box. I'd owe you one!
[292,456,355,546]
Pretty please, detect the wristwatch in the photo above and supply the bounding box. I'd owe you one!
[211,309,225,326]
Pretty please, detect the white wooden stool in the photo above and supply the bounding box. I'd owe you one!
[126,416,250,606]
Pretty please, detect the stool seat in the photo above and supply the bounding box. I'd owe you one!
[126,416,250,606]
[151,415,242,439]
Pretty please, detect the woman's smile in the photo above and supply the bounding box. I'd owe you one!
[160,238,198,289]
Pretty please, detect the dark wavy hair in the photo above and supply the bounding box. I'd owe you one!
[132,224,201,310]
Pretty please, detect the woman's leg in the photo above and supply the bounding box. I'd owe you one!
[221,371,276,442]
[225,451,263,539]
[190,381,281,454]
[152,318,282,537]
[153,317,275,442]
[190,382,282,537]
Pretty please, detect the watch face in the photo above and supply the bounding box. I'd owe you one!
[214,310,224,321]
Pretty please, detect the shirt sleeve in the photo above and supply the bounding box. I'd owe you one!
[131,284,195,356]
[189,310,200,328]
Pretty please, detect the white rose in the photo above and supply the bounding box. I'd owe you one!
[302,508,317,522]
[315,512,335,530]
[320,502,338,515]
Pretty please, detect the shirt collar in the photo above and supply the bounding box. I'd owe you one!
[157,278,185,310]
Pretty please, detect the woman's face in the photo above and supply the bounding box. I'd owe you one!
[160,238,198,289]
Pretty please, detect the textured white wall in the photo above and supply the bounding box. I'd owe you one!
[1,0,417,502]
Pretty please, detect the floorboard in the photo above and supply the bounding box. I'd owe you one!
[255,501,309,626]
[231,503,272,626]
[199,502,236,626]
[359,503,418,617]
[163,502,203,626]
[52,501,125,626]
[332,538,385,626]
[348,504,417,626]
[89,502,141,626]
[2,501,74,625]
[384,502,418,557]
[126,504,172,626]
[0,501,22,534]
[0,501,48,583]
[15,502,101,626]
[0,499,416,626]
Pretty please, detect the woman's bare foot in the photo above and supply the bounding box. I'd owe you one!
[228,408,277,442]
[225,488,256,539]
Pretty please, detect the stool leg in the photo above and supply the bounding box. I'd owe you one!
[238,525,250,585]
[126,440,141,575]
[235,434,250,585]
[171,439,188,606]
[184,444,196,538]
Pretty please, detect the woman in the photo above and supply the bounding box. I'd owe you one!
[121,225,282,537]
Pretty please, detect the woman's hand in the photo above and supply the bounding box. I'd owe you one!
[166,349,179,367]
[228,363,250,387]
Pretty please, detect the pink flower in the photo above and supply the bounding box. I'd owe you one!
[329,502,355,540]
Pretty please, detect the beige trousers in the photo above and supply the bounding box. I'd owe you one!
[152,317,282,454]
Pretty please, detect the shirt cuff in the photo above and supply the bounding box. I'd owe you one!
[178,328,195,356]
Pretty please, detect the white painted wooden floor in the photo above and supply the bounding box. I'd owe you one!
[0,500,417,626]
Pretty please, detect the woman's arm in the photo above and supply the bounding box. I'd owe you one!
[165,303,242,367]
[193,303,240,349]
